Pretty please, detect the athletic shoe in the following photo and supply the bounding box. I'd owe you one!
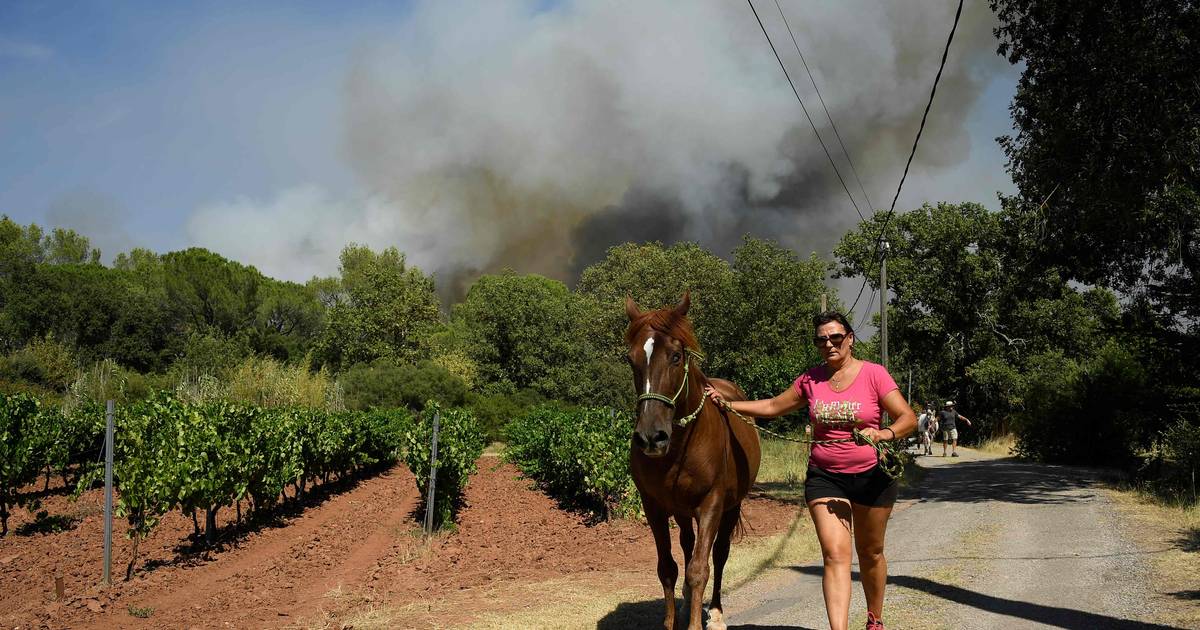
[866,611,885,629]
[951,452,959,457]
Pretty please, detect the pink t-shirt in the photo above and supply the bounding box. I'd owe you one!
[793,361,899,474]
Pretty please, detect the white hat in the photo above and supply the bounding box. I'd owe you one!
[944,400,955,406]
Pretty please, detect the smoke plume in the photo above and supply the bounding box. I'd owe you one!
[192,0,1008,296]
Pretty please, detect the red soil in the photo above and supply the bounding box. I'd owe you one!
[0,458,797,629]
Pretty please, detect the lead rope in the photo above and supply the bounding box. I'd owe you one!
[714,398,903,480]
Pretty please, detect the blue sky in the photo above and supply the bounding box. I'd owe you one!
[1,0,408,252]
[0,0,1019,285]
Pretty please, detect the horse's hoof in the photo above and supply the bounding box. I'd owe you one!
[706,608,726,630]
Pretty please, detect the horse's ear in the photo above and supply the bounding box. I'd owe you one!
[672,291,691,319]
[625,295,641,321]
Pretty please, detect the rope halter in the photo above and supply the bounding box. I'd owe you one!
[636,348,707,427]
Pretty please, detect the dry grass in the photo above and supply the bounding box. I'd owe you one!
[461,576,651,629]
[459,516,819,630]
[975,433,1017,457]
[1105,487,1200,627]
[226,356,343,410]
[755,436,810,503]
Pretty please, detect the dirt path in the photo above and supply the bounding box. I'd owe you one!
[723,448,1187,629]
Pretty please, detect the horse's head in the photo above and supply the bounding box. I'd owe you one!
[624,292,699,458]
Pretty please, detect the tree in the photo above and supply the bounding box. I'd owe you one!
[252,282,324,363]
[0,218,100,351]
[451,271,628,407]
[576,242,734,355]
[162,248,264,336]
[43,228,100,265]
[705,237,832,397]
[991,0,1200,325]
[835,202,1127,440]
[314,245,440,372]
[836,203,1008,405]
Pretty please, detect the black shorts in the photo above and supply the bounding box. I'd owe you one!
[804,464,898,507]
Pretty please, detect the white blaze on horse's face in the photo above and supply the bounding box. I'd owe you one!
[643,336,655,394]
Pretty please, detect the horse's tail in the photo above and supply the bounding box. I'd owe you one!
[732,503,749,542]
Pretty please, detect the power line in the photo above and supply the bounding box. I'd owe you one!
[858,285,878,331]
[746,0,864,221]
[848,0,965,316]
[772,0,875,214]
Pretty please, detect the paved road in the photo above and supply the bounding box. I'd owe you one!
[723,448,1181,630]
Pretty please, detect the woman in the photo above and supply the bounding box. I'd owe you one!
[705,311,915,630]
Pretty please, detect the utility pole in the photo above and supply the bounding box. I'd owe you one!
[880,241,889,369]
[820,292,827,312]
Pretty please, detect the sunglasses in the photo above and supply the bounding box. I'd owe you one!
[812,333,849,347]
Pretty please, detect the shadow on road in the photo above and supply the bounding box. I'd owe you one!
[596,600,661,630]
[596,599,818,630]
[1177,526,1200,552]
[904,457,1101,505]
[885,547,1175,565]
[791,566,1187,629]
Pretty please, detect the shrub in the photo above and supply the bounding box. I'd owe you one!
[38,402,105,488]
[1014,342,1146,465]
[0,336,78,392]
[429,349,479,390]
[169,330,247,381]
[465,388,544,443]
[504,405,640,520]
[64,393,410,576]
[340,359,467,412]
[0,393,42,534]
[402,401,485,530]
[1153,419,1200,503]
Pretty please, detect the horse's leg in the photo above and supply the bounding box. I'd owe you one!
[706,505,741,630]
[676,514,696,576]
[676,514,696,622]
[645,501,678,630]
[685,499,722,630]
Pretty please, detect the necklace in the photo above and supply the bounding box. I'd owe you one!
[827,360,856,392]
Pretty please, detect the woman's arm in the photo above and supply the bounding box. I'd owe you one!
[703,384,806,418]
[861,389,917,442]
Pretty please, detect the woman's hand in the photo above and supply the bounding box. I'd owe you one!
[704,385,726,408]
[856,427,895,444]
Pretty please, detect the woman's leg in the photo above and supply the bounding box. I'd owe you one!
[852,502,895,620]
[808,498,854,630]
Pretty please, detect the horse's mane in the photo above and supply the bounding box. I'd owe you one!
[624,307,701,353]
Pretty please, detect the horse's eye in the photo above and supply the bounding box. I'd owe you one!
[672,352,682,364]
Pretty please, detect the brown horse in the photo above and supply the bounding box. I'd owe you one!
[625,293,762,630]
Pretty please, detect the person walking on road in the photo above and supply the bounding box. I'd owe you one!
[705,311,916,630]
[938,400,972,457]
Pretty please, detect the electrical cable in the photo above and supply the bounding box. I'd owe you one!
[847,0,966,316]
[772,0,876,215]
[746,0,865,221]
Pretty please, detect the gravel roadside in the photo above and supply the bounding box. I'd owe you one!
[723,448,1183,629]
